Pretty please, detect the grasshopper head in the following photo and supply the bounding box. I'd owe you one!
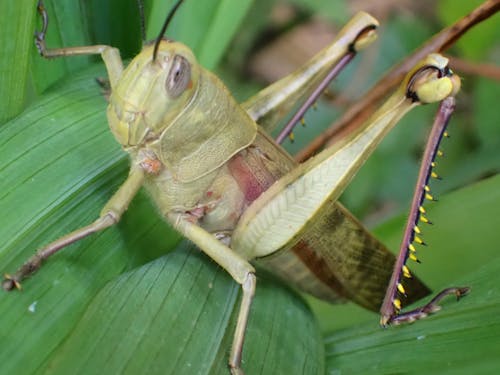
[107,40,200,148]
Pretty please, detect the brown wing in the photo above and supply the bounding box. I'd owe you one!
[256,201,430,312]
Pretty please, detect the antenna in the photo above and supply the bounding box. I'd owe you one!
[153,0,185,61]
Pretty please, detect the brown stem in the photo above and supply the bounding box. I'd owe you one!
[295,0,500,162]
[448,56,500,81]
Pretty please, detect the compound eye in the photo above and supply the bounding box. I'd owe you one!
[166,55,191,98]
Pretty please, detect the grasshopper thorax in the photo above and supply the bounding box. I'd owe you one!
[107,40,200,148]
[107,38,257,183]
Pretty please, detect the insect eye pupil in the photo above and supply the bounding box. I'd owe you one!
[166,55,191,98]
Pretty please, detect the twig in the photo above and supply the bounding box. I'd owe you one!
[448,56,500,81]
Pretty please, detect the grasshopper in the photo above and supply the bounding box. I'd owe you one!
[2,1,491,373]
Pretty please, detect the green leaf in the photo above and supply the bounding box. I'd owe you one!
[282,0,348,24]
[146,0,255,69]
[1,0,37,122]
[86,0,143,59]
[37,243,323,374]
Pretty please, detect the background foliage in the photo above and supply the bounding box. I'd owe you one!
[1,0,499,374]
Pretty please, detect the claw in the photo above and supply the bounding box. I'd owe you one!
[2,274,22,291]
[34,0,49,56]
[382,286,470,326]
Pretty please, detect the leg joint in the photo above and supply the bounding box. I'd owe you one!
[242,272,256,297]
